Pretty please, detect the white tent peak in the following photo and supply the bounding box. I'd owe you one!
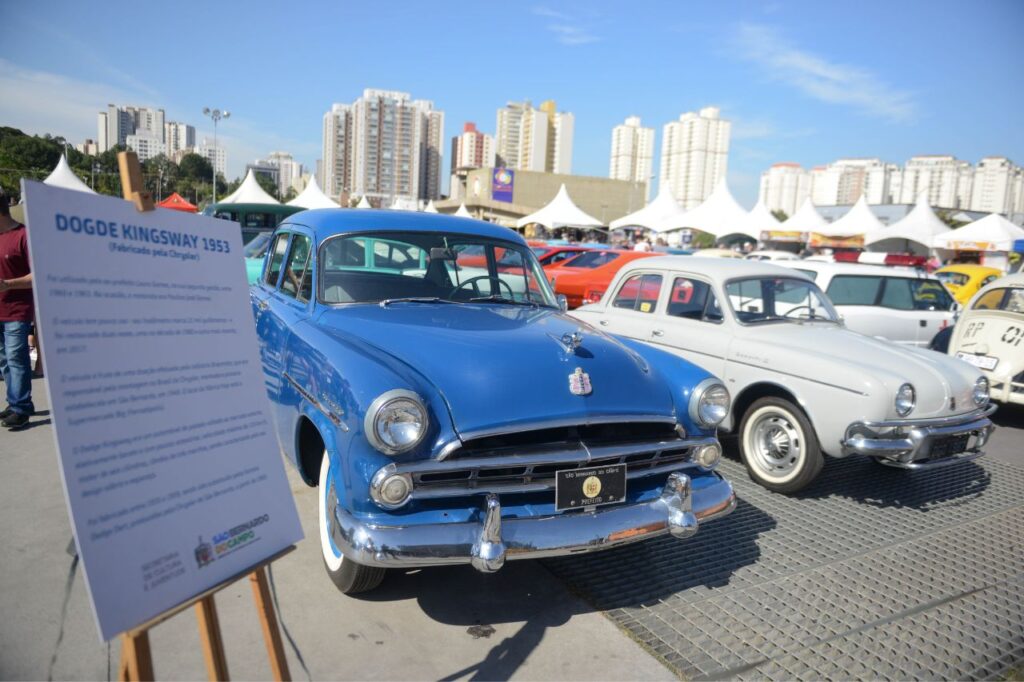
[355,195,372,209]
[816,195,884,237]
[609,184,687,232]
[679,179,749,238]
[44,155,96,194]
[865,191,947,253]
[424,200,439,213]
[516,184,602,229]
[286,175,337,209]
[217,169,280,205]
[454,203,473,218]
[933,212,1024,252]
[780,198,827,233]
[733,199,781,241]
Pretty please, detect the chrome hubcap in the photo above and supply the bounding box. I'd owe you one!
[748,412,804,477]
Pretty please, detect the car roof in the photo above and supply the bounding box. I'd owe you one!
[618,256,813,280]
[283,208,528,245]
[777,260,935,278]
[937,264,1002,275]
[977,272,1024,292]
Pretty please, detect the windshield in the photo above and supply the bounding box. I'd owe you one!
[725,277,839,324]
[561,251,620,269]
[244,231,273,258]
[936,271,969,287]
[972,287,1024,312]
[318,231,558,307]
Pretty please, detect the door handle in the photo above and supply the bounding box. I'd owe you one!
[919,320,927,327]
[599,319,609,326]
[652,329,664,337]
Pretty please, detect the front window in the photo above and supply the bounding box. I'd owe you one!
[318,232,558,307]
[244,231,273,259]
[725,277,838,324]
[973,287,1024,313]
[668,277,722,322]
[612,274,662,313]
[560,251,620,269]
[264,233,289,286]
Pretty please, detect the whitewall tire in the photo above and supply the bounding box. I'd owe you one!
[739,397,823,494]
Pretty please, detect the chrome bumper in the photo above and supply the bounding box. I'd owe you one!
[331,471,735,572]
[840,404,997,469]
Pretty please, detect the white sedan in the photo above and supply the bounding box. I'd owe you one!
[571,257,996,493]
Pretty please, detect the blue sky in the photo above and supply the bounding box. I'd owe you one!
[2,0,1022,207]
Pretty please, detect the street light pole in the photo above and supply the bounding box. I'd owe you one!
[202,107,230,204]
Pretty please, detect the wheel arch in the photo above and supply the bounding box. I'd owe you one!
[295,414,328,487]
[730,381,816,436]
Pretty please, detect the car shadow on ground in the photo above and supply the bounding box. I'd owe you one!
[992,403,1024,428]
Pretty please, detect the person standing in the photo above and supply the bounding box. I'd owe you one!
[0,189,35,428]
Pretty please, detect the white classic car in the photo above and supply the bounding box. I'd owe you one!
[948,273,1024,405]
[777,261,958,348]
[571,257,997,493]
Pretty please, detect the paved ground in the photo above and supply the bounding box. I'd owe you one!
[1,376,1022,680]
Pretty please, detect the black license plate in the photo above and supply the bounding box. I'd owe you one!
[555,464,626,511]
[930,433,971,459]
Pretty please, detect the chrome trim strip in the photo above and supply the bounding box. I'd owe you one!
[284,372,347,430]
[840,405,996,463]
[727,358,867,396]
[455,414,679,444]
[852,403,997,430]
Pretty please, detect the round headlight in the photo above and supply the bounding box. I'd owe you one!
[694,442,722,469]
[689,379,731,428]
[895,383,915,417]
[973,376,990,407]
[364,389,428,455]
[370,467,413,508]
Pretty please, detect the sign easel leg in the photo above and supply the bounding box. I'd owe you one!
[249,567,291,682]
[118,630,154,682]
[195,595,230,681]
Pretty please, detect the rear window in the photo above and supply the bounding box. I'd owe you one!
[826,276,881,305]
[612,274,662,313]
[562,251,620,269]
[936,271,969,287]
[973,287,1024,313]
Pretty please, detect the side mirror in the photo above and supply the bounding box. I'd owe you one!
[557,294,568,312]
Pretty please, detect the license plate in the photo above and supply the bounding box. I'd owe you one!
[930,433,971,459]
[555,464,626,511]
[956,352,998,370]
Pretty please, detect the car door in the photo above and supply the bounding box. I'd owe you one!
[652,274,730,379]
[903,277,957,347]
[825,274,918,345]
[597,271,665,341]
[253,230,292,395]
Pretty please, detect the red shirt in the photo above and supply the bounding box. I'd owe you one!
[0,225,33,322]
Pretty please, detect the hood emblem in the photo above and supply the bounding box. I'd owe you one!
[569,367,592,396]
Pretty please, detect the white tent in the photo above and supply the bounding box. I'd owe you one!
[733,199,781,241]
[815,195,884,237]
[423,200,439,213]
[217,169,280,205]
[44,155,96,194]
[515,184,602,230]
[355,196,372,209]
[454,203,473,218]
[933,213,1024,252]
[780,198,828,233]
[286,175,337,209]
[677,179,749,238]
[865,192,948,254]
[609,185,688,233]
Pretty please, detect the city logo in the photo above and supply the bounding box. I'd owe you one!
[194,536,215,568]
[569,367,592,396]
[494,169,513,185]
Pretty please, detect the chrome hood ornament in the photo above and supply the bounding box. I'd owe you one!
[569,367,592,396]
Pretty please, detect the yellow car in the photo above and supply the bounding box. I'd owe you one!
[935,264,1002,305]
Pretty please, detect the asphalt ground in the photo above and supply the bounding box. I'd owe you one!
[1,376,1022,680]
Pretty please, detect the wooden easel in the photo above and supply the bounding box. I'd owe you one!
[115,153,295,681]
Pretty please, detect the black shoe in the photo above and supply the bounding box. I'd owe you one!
[0,407,11,420]
[2,412,29,428]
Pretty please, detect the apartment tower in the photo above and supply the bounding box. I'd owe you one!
[609,116,655,200]
[659,106,731,209]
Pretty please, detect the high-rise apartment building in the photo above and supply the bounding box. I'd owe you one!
[248,151,304,196]
[450,122,496,172]
[164,122,196,156]
[97,104,166,152]
[125,134,166,161]
[196,139,227,177]
[808,158,898,206]
[495,100,573,174]
[896,155,973,208]
[970,157,1023,214]
[758,163,811,216]
[659,106,731,209]
[321,89,444,204]
[609,116,655,200]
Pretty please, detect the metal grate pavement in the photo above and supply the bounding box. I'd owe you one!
[544,454,1024,680]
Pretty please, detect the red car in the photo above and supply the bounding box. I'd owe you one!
[547,250,659,308]
[531,245,595,269]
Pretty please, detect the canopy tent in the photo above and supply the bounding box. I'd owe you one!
[389,196,419,211]
[676,179,749,238]
[454,203,473,218]
[814,195,884,238]
[609,185,688,233]
[780,198,827,232]
[865,192,948,255]
[423,200,439,213]
[515,184,602,230]
[355,196,372,209]
[44,155,96,194]
[286,175,337,209]
[933,213,1024,252]
[217,169,280,205]
[731,199,780,242]
[156,192,197,213]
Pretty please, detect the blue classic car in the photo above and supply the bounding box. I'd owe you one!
[251,209,736,593]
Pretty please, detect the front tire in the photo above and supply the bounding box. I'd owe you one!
[318,451,386,594]
[739,397,823,494]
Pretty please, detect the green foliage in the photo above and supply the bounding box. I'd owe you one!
[770,209,788,222]
[935,209,969,229]
[692,231,716,249]
[254,172,281,200]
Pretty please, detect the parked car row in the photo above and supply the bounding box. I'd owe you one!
[248,211,999,594]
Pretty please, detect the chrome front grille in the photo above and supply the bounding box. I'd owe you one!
[395,431,715,501]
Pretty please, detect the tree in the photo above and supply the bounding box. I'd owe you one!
[934,209,969,230]
[254,172,280,201]
[178,153,214,181]
[771,209,788,222]
[692,231,716,249]
[282,187,298,203]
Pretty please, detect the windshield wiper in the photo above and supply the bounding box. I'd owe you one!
[379,297,459,307]
[468,295,540,307]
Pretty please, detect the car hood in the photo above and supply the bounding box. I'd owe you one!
[734,322,981,418]
[314,304,677,438]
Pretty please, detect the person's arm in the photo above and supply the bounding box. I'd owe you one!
[0,273,32,290]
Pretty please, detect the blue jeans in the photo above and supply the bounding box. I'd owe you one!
[0,320,34,415]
